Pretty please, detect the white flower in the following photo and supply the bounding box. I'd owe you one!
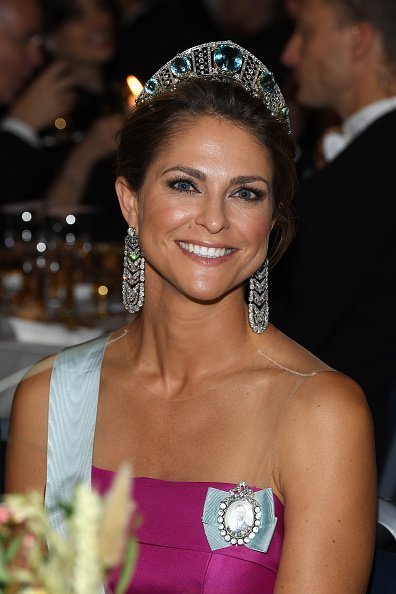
[99,463,134,569]
[71,483,104,594]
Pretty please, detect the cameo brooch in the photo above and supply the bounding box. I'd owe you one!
[202,482,277,552]
[218,482,261,545]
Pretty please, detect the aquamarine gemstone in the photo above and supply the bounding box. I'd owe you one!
[170,56,192,77]
[281,105,289,118]
[259,71,275,93]
[213,44,243,73]
[145,78,159,94]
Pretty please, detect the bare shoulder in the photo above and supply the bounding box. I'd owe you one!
[6,354,56,494]
[276,359,374,487]
[285,366,371,439]
[10,354,56,421]
[270,337,376,592]
[269,325,375,506]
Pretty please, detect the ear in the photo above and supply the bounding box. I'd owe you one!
[116,177,140,231]
[350,22,377,62]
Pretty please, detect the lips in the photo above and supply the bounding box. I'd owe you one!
[177,241,234,259]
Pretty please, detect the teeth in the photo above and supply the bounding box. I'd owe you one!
[178,241,232,258]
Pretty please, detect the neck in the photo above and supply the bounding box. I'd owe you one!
[128,283,256,394]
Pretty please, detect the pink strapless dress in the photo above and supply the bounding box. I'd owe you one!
[92,466,284,594]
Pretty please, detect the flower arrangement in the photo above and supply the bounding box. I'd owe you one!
[0,465,137,594]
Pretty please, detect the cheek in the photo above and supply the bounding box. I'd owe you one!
[252,222,273,254]
[137,200,187,255]
[7,49,22,69]
[140,197,194,230]
[302,43,323,71]
[101,12,114,29]
[234,204,273,242]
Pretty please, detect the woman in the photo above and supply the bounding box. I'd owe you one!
[6,41,376,593]
[39,0,125,239]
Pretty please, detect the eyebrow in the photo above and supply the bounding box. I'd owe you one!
[230,175,270,188]
[162,166,270,187]
[162,166,206,180]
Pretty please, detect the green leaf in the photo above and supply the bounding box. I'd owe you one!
[114,538,138,594]
[57,500,75,519]
[0,546,10,583]
[4,534,23,563]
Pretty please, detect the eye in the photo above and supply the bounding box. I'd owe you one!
[167,178,197,193]
[232,186,265,201]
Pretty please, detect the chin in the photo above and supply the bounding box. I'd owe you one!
[185,281,237,304]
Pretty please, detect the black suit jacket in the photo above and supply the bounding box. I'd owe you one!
[0,130,40,206]
[270,109,396,411]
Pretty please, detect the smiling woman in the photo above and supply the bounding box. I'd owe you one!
[116,113,277,305]
[6,41,376,594]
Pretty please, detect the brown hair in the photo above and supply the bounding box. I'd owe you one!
[116,78,296,266]
[324,0,396,69]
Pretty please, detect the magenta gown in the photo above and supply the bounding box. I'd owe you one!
[92,466,284,594]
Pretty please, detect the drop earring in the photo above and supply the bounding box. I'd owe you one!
[122,227,145,313]
[248,258,269,333]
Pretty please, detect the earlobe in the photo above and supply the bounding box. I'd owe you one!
[115,177,139,230]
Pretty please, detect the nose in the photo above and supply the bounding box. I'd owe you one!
[194,195,230,234]
[281,32,301,68]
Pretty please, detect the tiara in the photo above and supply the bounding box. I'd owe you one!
[136,40,290,131]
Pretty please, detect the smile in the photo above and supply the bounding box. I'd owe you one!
[177,241,234,259]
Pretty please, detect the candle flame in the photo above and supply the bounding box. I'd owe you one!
[127,75,143,97]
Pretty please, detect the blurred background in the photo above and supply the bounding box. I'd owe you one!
[1,5,395,580]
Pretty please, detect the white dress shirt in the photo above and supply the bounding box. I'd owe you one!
[0,116,40,148]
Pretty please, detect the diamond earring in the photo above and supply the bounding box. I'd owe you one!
[122,227,145,313]
[248,258,269,333]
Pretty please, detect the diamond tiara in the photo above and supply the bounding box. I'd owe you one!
[136,40,290,131]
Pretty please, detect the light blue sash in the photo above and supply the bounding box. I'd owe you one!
[45,334,108,535]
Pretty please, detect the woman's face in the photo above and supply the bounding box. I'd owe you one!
[117,115,274,303]
[48,0,114,65]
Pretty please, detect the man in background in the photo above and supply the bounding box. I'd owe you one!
[0,0,42,105]
[270,0,396,470]
[0,0,75,206]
